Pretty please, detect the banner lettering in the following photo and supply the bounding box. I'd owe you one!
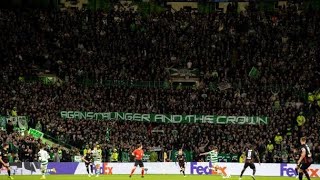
[60,111,268,125]
[28,128,44,139]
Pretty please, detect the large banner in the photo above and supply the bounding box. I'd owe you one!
[0,116,28,130]
[60,111,268,125]
[2,162,319,177]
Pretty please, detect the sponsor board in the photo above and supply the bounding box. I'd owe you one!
[75,162,181,175]
[1,162,78,175]
[188,162,277,176]
[280,163,320,178]
[190,162,228,176]
[2,162,55,175]
[1,162,320,176]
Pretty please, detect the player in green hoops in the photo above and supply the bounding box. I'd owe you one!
[200,146,231,178]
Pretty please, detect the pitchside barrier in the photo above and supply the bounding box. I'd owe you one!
[1,162,319,177]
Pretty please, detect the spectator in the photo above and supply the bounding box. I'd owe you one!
[314,144,320,163]
[35,121,42,132]
[307,139,313,151]
[266,140,274,163]
[274,133,283,151]
[83,145,90,156]
[0,3,319,162]
[111,149,119,162]
[317,92,320,108]
[54,149,60,162]
[11,107,17,117]
[281,150,288,163]
[239,152,245,163]
[58,148,63,160]
[6,121,14,134]
[296,112,306,127]
[257,141,266,160]
[308,93,315,108]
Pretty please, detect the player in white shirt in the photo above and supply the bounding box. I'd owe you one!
[38,145,56,180]
[92,145,102,177]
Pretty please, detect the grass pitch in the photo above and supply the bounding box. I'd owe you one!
[0,175,307,180]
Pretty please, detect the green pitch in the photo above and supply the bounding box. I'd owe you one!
[0,175,304,180]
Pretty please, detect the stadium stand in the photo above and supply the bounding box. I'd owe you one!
[0,1,319,163]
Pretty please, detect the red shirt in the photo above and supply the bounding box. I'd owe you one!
[133,149,144,160]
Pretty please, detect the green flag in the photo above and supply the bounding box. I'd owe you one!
[28,128,44,139]
[249,67,260,79]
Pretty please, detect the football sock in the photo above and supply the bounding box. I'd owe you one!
[130,169,135,176]
[182,170,185,176]
[303,170,311,180]
[90,165,94,174]
[253,169,256,176]
[299,172,303,180]
[141,169,145,176]
[8,169,11,176]
[240,169,245,177]
[86,166,90,174]
[295,168,298,175]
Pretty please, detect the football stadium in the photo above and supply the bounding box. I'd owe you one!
[0,0,319,179]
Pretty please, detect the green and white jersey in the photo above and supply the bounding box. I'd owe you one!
[208,150,218,163]
[92,149,102,161]
[38,149,50,165]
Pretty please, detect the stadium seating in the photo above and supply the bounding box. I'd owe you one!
[0,3,319,163]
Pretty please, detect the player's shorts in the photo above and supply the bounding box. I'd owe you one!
[298,157,313,170]
[94,161,102,166]
[298,163,311,170]
[40,161,48,170]
[178,161,185,169]
[243,162,255,170]
[41,164,48,170]
[85,162,93,167]
[0,161,9,169]
[213,163,220,171]
[134,160,144,167]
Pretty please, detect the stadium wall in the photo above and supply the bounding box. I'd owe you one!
[2,162,320,177]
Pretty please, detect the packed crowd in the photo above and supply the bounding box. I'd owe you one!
[0,129,74,163]
[0,3,320,163]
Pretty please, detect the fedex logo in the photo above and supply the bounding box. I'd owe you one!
[102,163,113,175]
[190,162,227,176]
[280,163,319,177]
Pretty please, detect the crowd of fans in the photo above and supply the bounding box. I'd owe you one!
[0,2,320,163]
